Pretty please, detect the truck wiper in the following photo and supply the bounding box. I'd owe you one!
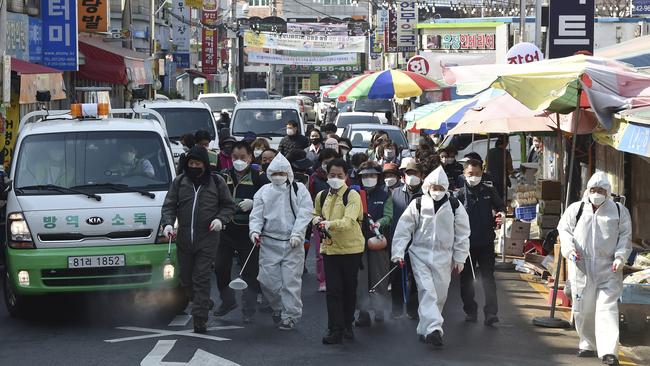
[16,184,102,201]
[72,183,155,199]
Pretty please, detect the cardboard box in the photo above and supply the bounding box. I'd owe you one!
[508,221,531,240]
[538,200,562,215]
[539,180,562,201]
[553,244,566,282]
[538,214,560,229]
[505,238,526,256]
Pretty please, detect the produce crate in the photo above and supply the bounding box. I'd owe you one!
[515,205,537,221]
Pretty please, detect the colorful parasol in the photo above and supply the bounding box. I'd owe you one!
[325,70,443,101]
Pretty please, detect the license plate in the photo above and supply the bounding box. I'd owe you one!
[68,255,125,268]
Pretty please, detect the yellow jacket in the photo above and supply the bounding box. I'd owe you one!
[314,185,365,255]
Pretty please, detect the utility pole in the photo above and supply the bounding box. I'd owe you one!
[534,0,542,50]
[228,0,238,93]
[150,0,156,56]
[269,0,277,93]
[0,0,8,104]
[519,0,526,43]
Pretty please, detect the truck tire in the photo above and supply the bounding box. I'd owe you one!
[3,272,28,318]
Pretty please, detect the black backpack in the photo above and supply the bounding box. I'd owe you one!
[414,195,460,215]
[319,187,352,209]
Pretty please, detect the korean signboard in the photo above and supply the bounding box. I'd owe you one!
[248,52,357,66]
[42,0,79,70]
[385,9,398,52]
[396,1,418,52]
[283,64,362,74]
[548,0,594,59]
[6,12,29,61]
[202,5,219,74]
[244,31,366,53]
[29,16,43,64]
[171,0,190,68]
[506,42,543,64]
[78,0,109,33]
[287,23,348,36]
[424,33,496,51]
[633,0,650,16]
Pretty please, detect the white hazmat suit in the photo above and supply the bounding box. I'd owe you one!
[249,153,314,323]
[558,172,632,358]
[391,167,471,337]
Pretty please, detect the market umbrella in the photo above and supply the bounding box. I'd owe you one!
[446,115,555,136]
[325,70,443,101]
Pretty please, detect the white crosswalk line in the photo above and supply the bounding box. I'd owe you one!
[168,315,192,327]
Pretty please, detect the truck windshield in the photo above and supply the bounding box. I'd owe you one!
[200,96,237,112]
[354,99,393,113]
[15,131,172,194]
[232,109,300,136]
[151,108,215,140]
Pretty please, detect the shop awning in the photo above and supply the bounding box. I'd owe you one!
[186,69,214,81]
[78,35,155,86]
[11,58,66,104]
[595,35,650,69]
[594,118,650,158]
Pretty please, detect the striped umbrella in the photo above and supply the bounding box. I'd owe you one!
[325,70,443,101]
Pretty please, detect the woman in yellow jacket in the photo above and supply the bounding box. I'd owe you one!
[313,158,365,345]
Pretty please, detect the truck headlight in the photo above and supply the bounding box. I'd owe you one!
[8,212,34,249]
[17,270,30,286]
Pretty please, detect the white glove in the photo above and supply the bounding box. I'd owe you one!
[312,216,323,226]
[370,221,381,230]
[567,250,580,262]
[209,218,223,232]
[163,225,176,238]
[289,236,303,248]
[250,232,261,245]
[612,257,625,272]
[453,262,465,273]
[320,221,331,230]
[391,257,404,268]
[237,199,254,212]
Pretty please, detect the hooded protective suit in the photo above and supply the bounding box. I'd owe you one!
[558,172,632,358]
[249,153,314,322]
[391,167,471,336]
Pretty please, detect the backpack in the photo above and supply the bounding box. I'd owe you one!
[316,187,363,226]
[575,201,621,223]
[415,195,460,216]
[225,167,264,190]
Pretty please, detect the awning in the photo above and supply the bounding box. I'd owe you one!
[186,69,214,81]
[594,118,650,158]
[78,35,155,86]
[595,35,650,69]
[11,58,66,104]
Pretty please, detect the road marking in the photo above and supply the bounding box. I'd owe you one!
[141,340,241,366]
[104,326,243,343]
[168,315,192,327]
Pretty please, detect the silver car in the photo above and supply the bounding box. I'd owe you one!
[282,96,317,123]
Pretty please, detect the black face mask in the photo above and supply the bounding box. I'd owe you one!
[310,138,321,145]
[187,167,204,178]
[222,146,233,155]
[262,163,270,172]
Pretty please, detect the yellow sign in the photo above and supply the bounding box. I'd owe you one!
[244,32,267,49]
[301,78,311,91]
[3,92,19,170]
[78,0,110,33]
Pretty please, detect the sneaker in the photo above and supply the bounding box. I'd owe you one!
[465,313,478,323]
[354,311,371,327]
[484,315,500,327]
[193,317,208,334]
[425,330,443,347]
[343,327,354,340]
[278,318,296,331]
[602,354,620,365]
[322,329,342,345]
[576,349,597,358]
[272,311,282,325]
[213,301,237,317]
[318,283,327,292]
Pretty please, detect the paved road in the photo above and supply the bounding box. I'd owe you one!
[0,258,645,366]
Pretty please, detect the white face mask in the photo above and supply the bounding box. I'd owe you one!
[430,190,446,201]
[589,192,607,206]
[405,175,421,187]
[384,149,395,159]
[384,177,398,187]
[321,163,328,172]
[340,148,349,156]
[362,177,377,188]
[271,175,288,186]
[253,149,263,158]
[327,177,345,190]
[286,128,296,136]
[233,159,249,172]
[466,175,482,187]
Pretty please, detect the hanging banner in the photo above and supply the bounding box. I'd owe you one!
[78,0,109,33]
[396,0,418,52]
[633,0,650,16]
[385,9,398,53]
[5,13,29,62]
[29,16,43,64]
[171,0,190,67]
[548,0,594,59]
[42,0,79,70]
[243,31,366,53]
[3,92,19,171]
[202,5,219,74]
[247,52,357,66]
[286,23,348,36]
[202,0,218,26]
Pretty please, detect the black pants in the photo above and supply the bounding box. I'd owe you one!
[460,245,498,317]
[178,243,218,320]
[215,226,259,317]
[323,253,362,332]
[390,255,419,315]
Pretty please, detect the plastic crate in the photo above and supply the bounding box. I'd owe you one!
[515,205,537,221]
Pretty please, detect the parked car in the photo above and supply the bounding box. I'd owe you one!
[342,123,412,157]
[298,90,320,103]
[353,99,395,124]
[282,96,317,123]
[317,85,336,123]
[229,100,305,149]
[197,93,238,130]
[443,134,523,169]
[334,112,382,136]
[239,88,269,101]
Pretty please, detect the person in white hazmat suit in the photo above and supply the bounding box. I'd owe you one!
[557,172,632,366]
[249,153,314,331]
[391,166,471,346]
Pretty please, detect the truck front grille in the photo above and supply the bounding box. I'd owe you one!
[41,265,152,287]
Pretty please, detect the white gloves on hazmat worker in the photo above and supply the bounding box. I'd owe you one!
[250,232,261,245]
[312,216,323,226]
[290,236,303,248]
[237,199,254,212]
[567,249,580,262]
[612,257,625,272]
[391,257,404,268]
[163,225,176,239]
[209,218,223,232]
[320,221,331,230]
[453,262,465,273]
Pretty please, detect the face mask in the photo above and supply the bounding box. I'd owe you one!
[340,148,349,156]
[233,159,248,172]
[384,177,398,187]
[271,175,287,186]
[187,166,204,178]
[310,138,321,145]
[262,163,270,172]
[589,192,606,206]
[327,177,345,190]
[405,175,421,187]
[433,137,441,144]
[466,176,481,187]
[121,152,136,164]
[430,190,446,201]
[286,128,296,136]
[384,149,395,159]
[222,146,233,155]
[362,177,377,188]
[254,149,263,158]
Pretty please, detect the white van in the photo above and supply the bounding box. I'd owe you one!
[2,106,181,317]
[229,100,305,149]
